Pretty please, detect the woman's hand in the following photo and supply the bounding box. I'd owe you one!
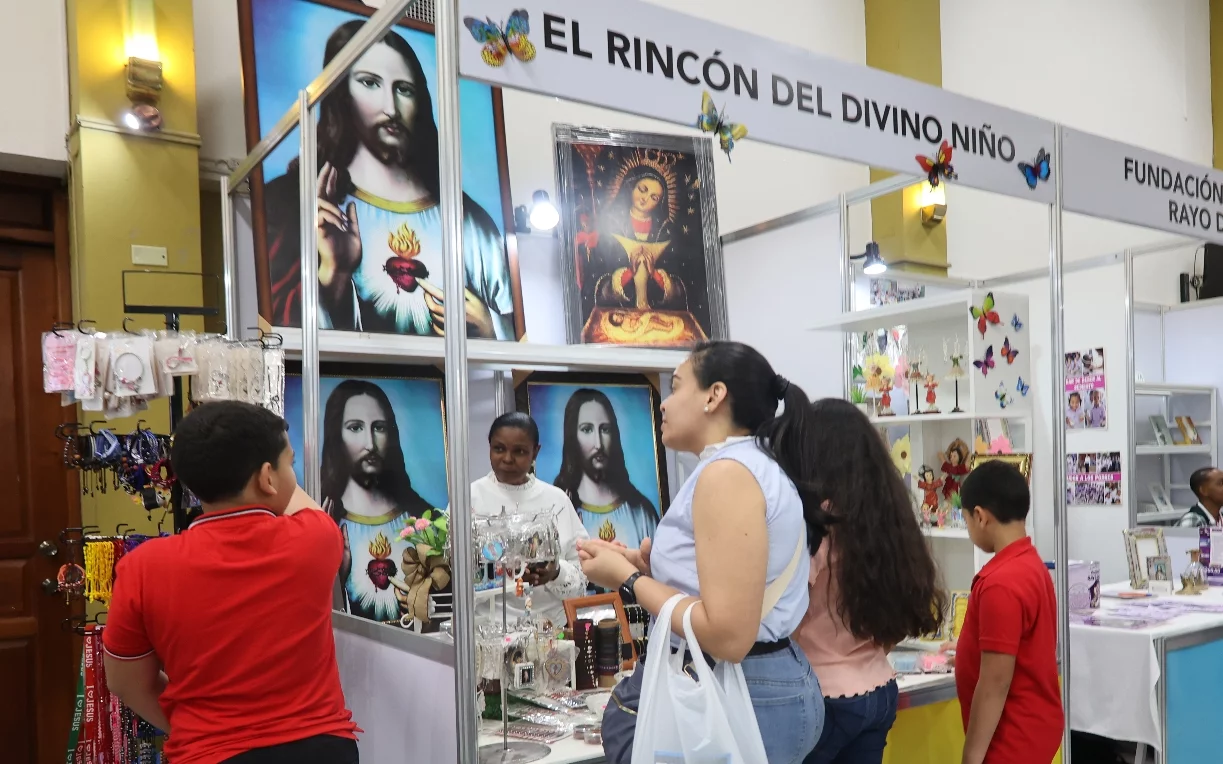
[578,539,640,590]
[577,538,652,576]
[522,561,560,587]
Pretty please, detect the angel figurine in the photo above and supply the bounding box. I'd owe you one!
[939,438,971,501]
[877,377,895,417]
[923,373,940,414]
[917,465,943,526]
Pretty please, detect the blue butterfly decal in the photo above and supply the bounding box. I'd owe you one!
[1019,149,1051,190]
[1011,313,1024,332]
[996,382,1012,409]
[1017,377,1031,396]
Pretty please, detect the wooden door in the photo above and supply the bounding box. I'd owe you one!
[0,172,80,763]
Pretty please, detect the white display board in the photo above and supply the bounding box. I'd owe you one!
[458,0,1055,203]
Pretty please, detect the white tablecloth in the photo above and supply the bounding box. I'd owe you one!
[1068,583,1223,751]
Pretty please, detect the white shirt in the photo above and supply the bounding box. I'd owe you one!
[469,472,590,627]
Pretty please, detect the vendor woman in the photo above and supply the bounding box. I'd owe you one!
[472,412,589,627]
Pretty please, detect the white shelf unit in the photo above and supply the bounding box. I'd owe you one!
[815,290,1034,591]
[274,326,688,373]
[1133,382,1218,524]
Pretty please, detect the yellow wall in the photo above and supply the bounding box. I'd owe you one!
[1213,0,1223,168]
[66,0,202,536]
[865,0,948,274]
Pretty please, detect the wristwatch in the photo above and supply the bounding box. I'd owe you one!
[619,572,644,605]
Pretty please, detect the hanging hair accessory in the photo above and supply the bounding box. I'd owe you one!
[773,374,791,400]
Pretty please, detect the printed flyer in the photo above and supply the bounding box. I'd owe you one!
[1064,348,1107,430]
[1066,452,1123,506]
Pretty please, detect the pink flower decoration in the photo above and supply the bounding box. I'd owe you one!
[399,527,411,539]
[415,518,430,532]
[990,435,1013,454]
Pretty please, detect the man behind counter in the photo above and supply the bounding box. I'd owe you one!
[1178,467,1223,528]
[102,401,359,764]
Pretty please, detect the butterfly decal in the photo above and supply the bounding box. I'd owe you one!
[464,9,536,68]
[1017,377,1031,396]
[995,382,1012,409]
[1011,313,1024,332]
[916,141,957,187]
[1001,337,1019,365]
[698,91,748,161]
[973,346,995,377]
[1018,148,1051,190]
[969,292,1001,338]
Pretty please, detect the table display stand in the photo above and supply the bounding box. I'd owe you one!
[1133,382,1218,525]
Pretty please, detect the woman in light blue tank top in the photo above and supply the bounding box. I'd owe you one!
[580,341,829,764]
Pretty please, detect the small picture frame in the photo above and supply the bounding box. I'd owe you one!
[1150,415,1174,446]
[512,661,536,690]
[563,593,635,666]
[1176,416,1202,445]
[949,591,971,640]
[968,452,1033,483]
[1123,527,1169,589]
[1149,483,1175,513]
[1146,555,1173,595]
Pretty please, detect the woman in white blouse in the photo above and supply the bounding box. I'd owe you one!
[470,412,588,627]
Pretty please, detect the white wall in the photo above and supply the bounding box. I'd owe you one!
[194,0,248,166]
[941,0,1212,295]
[0,0,69,175]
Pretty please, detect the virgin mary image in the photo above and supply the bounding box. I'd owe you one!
[571,146,713,348]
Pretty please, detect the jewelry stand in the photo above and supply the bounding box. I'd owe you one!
[122,270,223,533]
[477,515,551,764]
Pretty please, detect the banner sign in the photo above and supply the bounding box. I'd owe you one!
[1062,128,1223,244]
[458,0,1057,203]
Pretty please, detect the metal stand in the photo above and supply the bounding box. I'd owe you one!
[121,269,222,533]
[950,379,963,413]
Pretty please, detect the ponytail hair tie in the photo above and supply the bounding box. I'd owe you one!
[773,374,790,400]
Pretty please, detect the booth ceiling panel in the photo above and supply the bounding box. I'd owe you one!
[808,291,972,332]
[276,328,687,373]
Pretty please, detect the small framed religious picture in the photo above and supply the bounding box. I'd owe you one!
[1123,527,1169,589]
[1146,555,1173,595]
[553,125,729,348]
[968,452,1032,483]
[1176,416,1203,445]
[1149,483,1175,514]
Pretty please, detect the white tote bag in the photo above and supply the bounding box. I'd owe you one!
[630,594,768,764]
[629,536,805,764]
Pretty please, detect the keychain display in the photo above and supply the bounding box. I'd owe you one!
[73,620,167,761]
[42,321,286,420]
[57,422,176,506]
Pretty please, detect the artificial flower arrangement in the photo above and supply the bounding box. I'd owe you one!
[393,509,451,627]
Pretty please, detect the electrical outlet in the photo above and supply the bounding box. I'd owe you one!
[131,245,167,267]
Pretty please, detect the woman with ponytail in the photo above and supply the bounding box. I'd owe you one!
[799,398,946,764]
[581,341,828,764]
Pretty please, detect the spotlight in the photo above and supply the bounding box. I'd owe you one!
[851,242,888,275]
[123,112,141,130]
[529,190,559,231]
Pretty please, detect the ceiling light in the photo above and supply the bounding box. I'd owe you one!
[852,242,888,275]
[529,190,559,231]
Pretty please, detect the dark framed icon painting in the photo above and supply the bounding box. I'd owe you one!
[238,0,524,340]
[284,362,448,623]
[515,371,668,551]
[553,125,728,348]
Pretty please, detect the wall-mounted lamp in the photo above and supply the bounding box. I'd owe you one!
[123,0,163,131]
[918,180,947,226]
[514,190,560,233]
[850,242,888,275]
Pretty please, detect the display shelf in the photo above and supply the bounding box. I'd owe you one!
[1135,382,1216,396]
[275,327,688,372]
[808,290,973,333]
[871,411,1029,426]
[1136,508,1184,524]
[1136,444,1213,456]
[921,527,970,539]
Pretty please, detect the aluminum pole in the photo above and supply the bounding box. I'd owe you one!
[435,1,477,759]
[298,90,321,500]
[220,175,238,338]
[1124,250,1138,528]
[1049,125,1071,764]
[493,370,508,416]
[838,192,852,399]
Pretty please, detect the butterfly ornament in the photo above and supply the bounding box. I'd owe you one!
[973,346,995,377]
[698,91,748,161]
[969,292,1001,338]
[1001,337,1019,365]
[995,382,1012,409]
[916,141,958,187]
[1016,377,1031,396]
[1011,313,1024,332]
[1019,148,1051,190]
[464,9,536,67]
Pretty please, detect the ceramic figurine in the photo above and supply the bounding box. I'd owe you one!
[923,373,940,414]
[1179,550,1208,595]
[940,439,970,501]
[877,377,895,417]
[917,465,942,526]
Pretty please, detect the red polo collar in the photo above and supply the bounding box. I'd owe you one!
[188,505,276,529]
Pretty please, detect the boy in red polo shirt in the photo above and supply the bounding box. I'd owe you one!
[103,401,359,763]
[954,460,1063,764]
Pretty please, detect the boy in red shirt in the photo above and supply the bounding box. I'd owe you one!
[103,401,359,763]
[953,460,1063,764]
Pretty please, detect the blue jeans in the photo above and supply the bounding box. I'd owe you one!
[803,680,899,764]
[603,643,824,764]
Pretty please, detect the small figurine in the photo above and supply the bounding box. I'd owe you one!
[917,465,943,526]
[923,373,940,414]
[940,438,970,501]
[943,336,967,413]
[878,378,895,417]
[906,357,925,415]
